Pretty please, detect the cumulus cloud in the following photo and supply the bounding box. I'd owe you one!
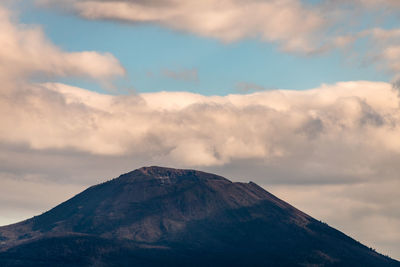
[0,5,125,85]
[37,0,327,53]
[2,80,399,169]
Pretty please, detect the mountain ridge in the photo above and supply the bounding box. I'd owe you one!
[0,166,398,266]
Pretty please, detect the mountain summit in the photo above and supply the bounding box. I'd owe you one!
[0,166,398,266]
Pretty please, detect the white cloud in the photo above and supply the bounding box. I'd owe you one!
[37,0,400,78]
[3,80,399,167]
[0,5,125,85]
[37,0,327,53]
[352,28,400,78]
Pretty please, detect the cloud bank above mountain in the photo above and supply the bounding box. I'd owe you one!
[3,81,399,172]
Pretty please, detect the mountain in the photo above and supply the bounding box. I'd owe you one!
[0,166,398,266]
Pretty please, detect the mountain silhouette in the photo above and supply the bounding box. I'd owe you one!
[0,166,398,266]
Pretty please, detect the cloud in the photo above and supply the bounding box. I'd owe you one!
[0,5,125,85]
[349,28,400,78]
[37,0,327,53]
[355,0,400,8]
[235,82,273,93]
[37,0,400,79]
[3,80,399,170]
[162,68,198,82]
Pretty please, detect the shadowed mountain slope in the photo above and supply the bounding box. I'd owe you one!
[0,166,398,266]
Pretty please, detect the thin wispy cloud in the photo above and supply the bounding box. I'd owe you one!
[235,82,273,93]
[162,68,198,82]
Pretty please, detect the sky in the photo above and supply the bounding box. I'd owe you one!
[1,0,400,260]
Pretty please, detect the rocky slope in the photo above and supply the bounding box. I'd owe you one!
[0,166,398,266]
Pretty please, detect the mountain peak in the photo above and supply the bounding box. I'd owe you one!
[0,167,398,266]
[135,166,198,180]
[118,166,229,185]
